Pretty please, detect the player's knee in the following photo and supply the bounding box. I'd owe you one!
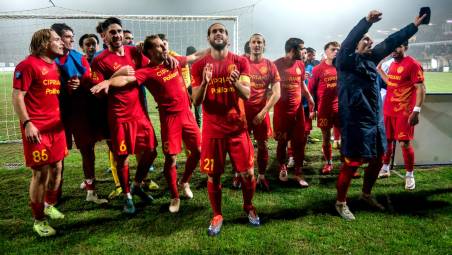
[399,140,410,148]
[164,154,177,166]
[240,169,255,180]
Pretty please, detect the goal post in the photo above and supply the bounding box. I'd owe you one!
[0,13,239,143]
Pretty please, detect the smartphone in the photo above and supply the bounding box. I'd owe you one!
[419,7,431,25]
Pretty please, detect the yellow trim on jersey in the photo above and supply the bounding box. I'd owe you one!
[239,75,250,83]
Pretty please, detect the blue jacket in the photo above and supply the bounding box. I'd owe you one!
[336,18,418,158]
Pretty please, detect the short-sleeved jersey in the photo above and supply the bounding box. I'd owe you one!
[13,55,62,132]
[245,57,280,112]
[135,56,190,113]
[191,52,250,138]
[384,56,424,117]
[274,57,306,115]
[308,60,338,114]
[91,45,149,122]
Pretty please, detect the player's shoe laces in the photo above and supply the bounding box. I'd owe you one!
[86,190,108,204]
[207,215,223,237]
[169,198,181,213]
[360,194,385,210]
[131,184,154,203]
[279,165,289,182]
[378,164,391,178]
[148,180,159,190]
[180,182,193,199]
[287,156,295,168]
[405,176,415,190]
[108,186,123,200]
[232,174,242,189]
[321,164,333,174]
[335,202,355,221]
[33,219,56,237]
[257,177,270,192]
[44,205,64,220]
[123,198,136,214]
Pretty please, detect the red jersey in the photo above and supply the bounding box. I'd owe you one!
[245,56,280,112]
[191,52,250,138]
[13,55,62,132]
[384,56,424,117]
[135,56,190,113]
[308,60,338,115]
[91,45,149,122]
[273,57,306,115]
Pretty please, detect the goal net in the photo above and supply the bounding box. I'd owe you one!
[0,10,239,143]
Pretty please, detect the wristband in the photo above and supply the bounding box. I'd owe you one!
[23,119,32,129]
[413,106,421,113]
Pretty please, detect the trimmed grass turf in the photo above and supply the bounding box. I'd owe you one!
[0,127,450,254]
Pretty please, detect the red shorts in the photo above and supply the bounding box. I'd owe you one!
[384,115,414,141]
[245,109,272,141]
[160,110,201,155]
[200,131,254,175]
[21,125,68,168]
[317,111,340,130]
[110,118,157,156]
[273,111,305,142]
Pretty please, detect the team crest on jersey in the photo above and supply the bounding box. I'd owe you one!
[259,66,268,75]
[295,67,302,75]
[397,66,404,74]
[227,64,237,74]
[91,71,99,81]
[41,67,49,75]
[113,62,121,71]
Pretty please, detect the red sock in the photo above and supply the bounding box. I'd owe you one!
[277,141,288,165]
[240,176,256,212]
[181,151,199,183]
[382,140,393,164]
[401,145,414,172]
[336,164,357,202]
[164,165,179,198]
[257,145,268,175]
[45,189,59,205]
[30,201,45,220]
[117,164,130,194]
[84,179,95,190]
[362,158,382,194]
[322,143,332,162]
[333,127,341,141]
[207,181,222,216]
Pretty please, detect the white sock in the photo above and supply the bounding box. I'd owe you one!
[382,164,390,172]
[258,174,265,180]
[406,171,414,178]
[44,202,50,208]
[126,192,132,200]
[327,160,333,165]
[336,200,346,206]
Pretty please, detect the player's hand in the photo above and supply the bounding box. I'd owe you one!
[366,10,382,23]
[408,111,419,126]
[414,14,427,27]
[135,41,144,53]
[165,55,179,70]
[307,96,315,113]
[310,111,317,120]
[115,65,135,77]
[229,69,240,85]
[25,122,41,144]
[90,80,110,95]
[202,63,213,85]
[67,76,80,91]
[253,111,266,125]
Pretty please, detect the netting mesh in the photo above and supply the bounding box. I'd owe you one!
[0,7,240,142]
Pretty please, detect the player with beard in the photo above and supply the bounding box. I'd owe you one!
[191,23,260,236]
[91,17,156,214]
[274,38,315,188]
[245,33,280,191]
[377,41,425,190]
